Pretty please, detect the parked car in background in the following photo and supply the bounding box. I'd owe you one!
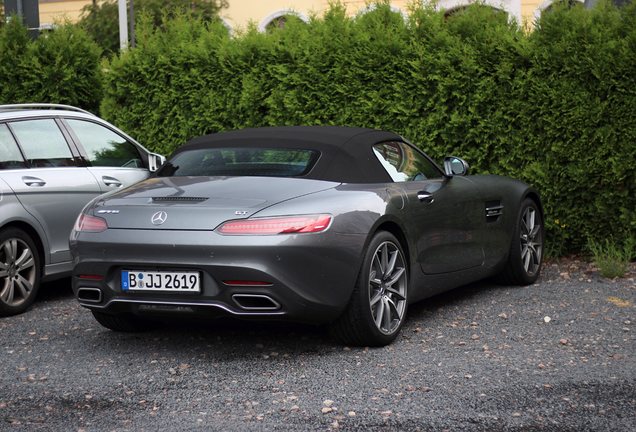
[0,104,164,316]
[70,126,543,346]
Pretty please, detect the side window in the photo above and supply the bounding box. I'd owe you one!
[66,119,143,168]
[373,141,442,182]
[10,119,76,167]
[0,124,27,170]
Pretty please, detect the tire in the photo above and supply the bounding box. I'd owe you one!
[331,231,409,347]
[91,310,152,332]
[0,227,41,317]
[497,198,544,285]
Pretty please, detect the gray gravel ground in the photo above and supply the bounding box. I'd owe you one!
[1,260,634,431]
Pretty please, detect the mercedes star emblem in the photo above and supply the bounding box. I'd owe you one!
[151,211,168,225]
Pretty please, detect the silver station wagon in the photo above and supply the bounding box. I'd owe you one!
[0,104,163,316]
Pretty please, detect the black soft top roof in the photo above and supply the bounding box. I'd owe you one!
[179,126,402,183]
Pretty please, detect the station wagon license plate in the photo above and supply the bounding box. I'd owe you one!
[121,270,200,292]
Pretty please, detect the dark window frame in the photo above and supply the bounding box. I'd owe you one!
[0,122,28,170]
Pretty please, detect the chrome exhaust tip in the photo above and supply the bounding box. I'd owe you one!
[77,287,103,303]
[232,294,281,311]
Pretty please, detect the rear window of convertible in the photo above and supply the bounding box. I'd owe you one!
[156,148,320,177]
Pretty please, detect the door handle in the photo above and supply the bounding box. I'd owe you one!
[417,191,434,203]
[22,176,46,187]
[102,176,123,188]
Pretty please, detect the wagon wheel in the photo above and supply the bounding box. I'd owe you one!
[0,227,41,316]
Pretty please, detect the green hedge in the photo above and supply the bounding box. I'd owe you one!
[0,18,103,112]
[100,2,635,255]
[1,2,634,255]
[520,2,636,255]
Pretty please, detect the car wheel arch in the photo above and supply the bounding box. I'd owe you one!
[0,221,46,271]
[523,191,544,219]
[348,218,411,296]
[360,218,412,274]
[374,221,410,267]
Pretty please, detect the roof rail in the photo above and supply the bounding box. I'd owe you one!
[0,104,93,115]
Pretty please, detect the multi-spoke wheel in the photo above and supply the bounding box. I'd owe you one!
[520,205,543,277]
[497,199,544,285]
[0,228,41,316]
[331,231,408,346]
[369,240,408,335]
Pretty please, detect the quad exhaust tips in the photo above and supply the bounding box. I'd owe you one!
[77,288,281,312]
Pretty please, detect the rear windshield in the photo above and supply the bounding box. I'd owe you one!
[156,147,320,177]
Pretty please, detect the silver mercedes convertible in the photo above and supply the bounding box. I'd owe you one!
[70,126,543,346]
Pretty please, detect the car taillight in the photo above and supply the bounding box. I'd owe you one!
[217,214,332,235]
[78,274,104,281]
[74,214,108,233]
[223,280,272,286]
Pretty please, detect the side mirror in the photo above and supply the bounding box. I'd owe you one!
[443,156,469,177]
[148,153,166,172]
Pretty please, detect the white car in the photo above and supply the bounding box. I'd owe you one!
[0,104,164,316]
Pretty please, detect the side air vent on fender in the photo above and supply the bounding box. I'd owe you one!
[485,201,503,222]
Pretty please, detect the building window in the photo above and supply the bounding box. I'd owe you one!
[258,10,308,32]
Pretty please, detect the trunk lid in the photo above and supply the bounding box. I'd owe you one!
[92,176,339,230]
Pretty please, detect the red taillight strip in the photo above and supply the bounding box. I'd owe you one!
[217,214,332,235]
[78,274,104,280]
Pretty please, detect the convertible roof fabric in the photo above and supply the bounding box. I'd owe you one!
[179,126,403,183]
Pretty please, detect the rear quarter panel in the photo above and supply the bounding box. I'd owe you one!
[249,176,541,308]
[254,183,415,297]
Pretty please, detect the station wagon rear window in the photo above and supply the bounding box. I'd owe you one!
[10,119,75,167]
[0,124,26,169]
[157,148,320,177]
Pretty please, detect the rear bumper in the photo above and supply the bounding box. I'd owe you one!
[70,228,366,324]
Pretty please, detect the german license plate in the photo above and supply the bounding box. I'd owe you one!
[121,270,200,292]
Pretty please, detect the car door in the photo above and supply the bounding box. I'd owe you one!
[373,141,484,274]
[62,118,152,192]
[1,119,102,264]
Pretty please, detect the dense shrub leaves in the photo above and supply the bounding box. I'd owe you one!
[100,2,634,254]
[1,2,634,255]
[521,2,636,255]
[0,19,102,112]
